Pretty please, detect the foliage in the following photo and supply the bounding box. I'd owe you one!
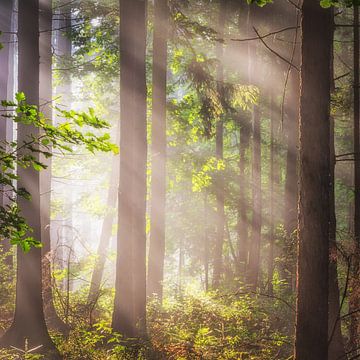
[0,92,117,251]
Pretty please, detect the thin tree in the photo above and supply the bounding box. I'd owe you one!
[88,152,119,305]
[147,0,169,302]
[0,0,14,267]
[212,0,228,288]
[112,0,148,338]
[39,0,68,333]
[294,1,332,359]
[0,0,60,355]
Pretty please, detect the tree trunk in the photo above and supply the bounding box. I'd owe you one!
[112,0,147,338]
[0,0,14,268]
[237,116,250,279]
[88,153,119,304]
[0,1,59,355]
[329,115,346,359]
[247,5,262,290]
[147,0,168,302]
[283,67,299,290]
[39,0,67,334]
[294,1,332,359]
[268,93,275,296]
[212,0,227,289]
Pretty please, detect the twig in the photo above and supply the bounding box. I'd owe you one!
[253,27,300,72]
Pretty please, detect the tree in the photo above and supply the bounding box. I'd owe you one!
[147,0,169,302]
[112,0,148,338]
[294,1,332,359]
[247,5,262,290]
[212,0,228,288]
[88,152,119,305]
[0,0,60,355]
[0,0,14,267]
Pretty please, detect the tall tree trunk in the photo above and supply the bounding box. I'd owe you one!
[328,15,346,359]
[39,0,67,333]
[247,5,262,290]
[329,117,346,359]
[237,116,250,278]
[268,93,275,296]
[283,67,299,290]
[350,5,360,350]
[88,153,119,304]
[212,0,227,289]
[112,0,147,338]
[203,191,209,291]
[0,0,14,268]
[147,0,168,302]
[294,1,332,359]
[0,1,59,355]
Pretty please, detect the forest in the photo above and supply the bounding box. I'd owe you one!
[0,0,357,359]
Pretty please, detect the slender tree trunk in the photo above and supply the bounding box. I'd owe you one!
[235,1,250,282]
[237,117,250,278]
[203,191,209,292]
[39,0,67,333]
[0,1,59,355]
[0,0,14,268]
[329,116,346,359]
[147,0,168,302]
[212,0,227,289]
[88,153,119,304]
[112,0,147,338]
[247,5,262,290]
[283,67,299,290]
[350,5,360,350]
[328,16,346,359]
[294,1,332,359]
[268,94,275,296]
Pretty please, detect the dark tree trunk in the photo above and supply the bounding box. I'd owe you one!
[88,153,119,304]
[112,0,147,338]
[350,5,360,350]
[294,1,332,359]
[147,0,168,302]
[0,0,59,355]
[0,0,14,267]
[212,0,227,289]
[39,0,67,333]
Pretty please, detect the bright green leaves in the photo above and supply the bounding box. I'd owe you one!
[0,92,118,251]
[246,0,273,7]
[192,157,225,192]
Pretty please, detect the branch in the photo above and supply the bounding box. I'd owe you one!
[253,27,300,72]
[230,26,299,43]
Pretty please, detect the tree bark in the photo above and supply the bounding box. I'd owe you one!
[294,1,332,359]
[212,0,227,289]
[88,153,119,304]
[39,0,67,334]
[112,0,147,338]
[0,1,59,355]
[147,0,168,302]
[0,0,14,268]
[247,5,262,290]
